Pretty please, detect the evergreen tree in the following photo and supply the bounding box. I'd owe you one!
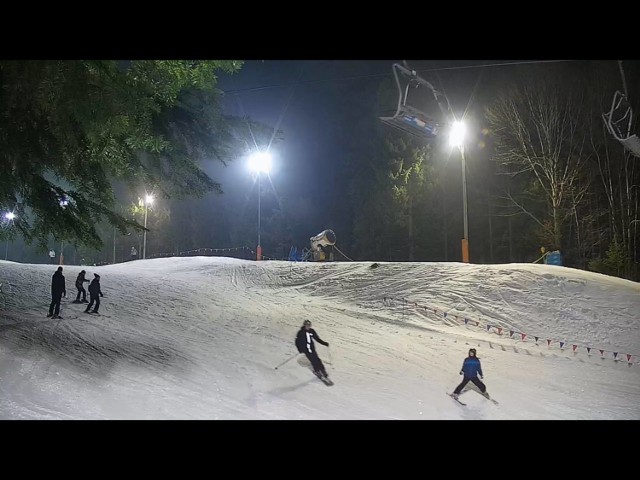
[0,60,244,250]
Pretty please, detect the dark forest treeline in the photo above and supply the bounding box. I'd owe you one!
[2,60,638,281]
[342,60,639,280]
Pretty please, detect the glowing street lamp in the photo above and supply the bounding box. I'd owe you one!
[142,194,154,260]
[248,151,272,261]
[449,120,469,263]
[4,212,16,261]
[59,197,69,265]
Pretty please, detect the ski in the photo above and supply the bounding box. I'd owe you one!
[314,371,334,386]
[481,393,499,405]
[447,393,466,405]
[459,386,499,405]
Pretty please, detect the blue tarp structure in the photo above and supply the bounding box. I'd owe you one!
[545,251,562,266]
[288,246,303,262]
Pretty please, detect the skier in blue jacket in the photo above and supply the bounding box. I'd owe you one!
[452,348,489,399]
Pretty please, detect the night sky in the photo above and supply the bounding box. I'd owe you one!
[210,60,495,256]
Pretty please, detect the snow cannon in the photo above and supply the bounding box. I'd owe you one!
[310,229,336,262]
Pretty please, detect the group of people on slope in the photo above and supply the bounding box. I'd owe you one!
[47,267,104,318]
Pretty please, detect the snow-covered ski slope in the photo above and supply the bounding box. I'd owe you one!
[1,257,638,419]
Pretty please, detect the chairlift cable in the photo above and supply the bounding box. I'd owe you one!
[223,60,573,95]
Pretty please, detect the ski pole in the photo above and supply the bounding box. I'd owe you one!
[274,353,300,370]
[327,345,333,367]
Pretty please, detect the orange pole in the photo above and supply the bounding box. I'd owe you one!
[461,239,469,263]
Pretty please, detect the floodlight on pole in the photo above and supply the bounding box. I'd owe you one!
[4,212,16,261]
[143,194,154,260]
[59,197,69,265]
[449,120,469,263]
[248,151,272,261]
[449,121,466,148]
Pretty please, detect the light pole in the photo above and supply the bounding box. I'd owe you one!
[59,197,69,265]
[142,194,154,260]
[4,212,16,260]
[450,120,469,263]
[248,151,272,261]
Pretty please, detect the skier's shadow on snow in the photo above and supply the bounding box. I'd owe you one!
[265,378,317,396]
[298,356,312,368]
[263,357,322,396]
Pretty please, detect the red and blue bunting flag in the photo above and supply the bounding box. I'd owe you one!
[379,294,633,366]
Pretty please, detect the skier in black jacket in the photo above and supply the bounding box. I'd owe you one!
[84,274,104,314]
[47,266,66,318]
[295,320,330,379]
[75,270,90,303]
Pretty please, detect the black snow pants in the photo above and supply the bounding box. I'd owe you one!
[304,351,327,376]
[453,376,486,395]
[85,294,100,313]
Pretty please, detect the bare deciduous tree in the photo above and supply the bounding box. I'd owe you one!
[486,70,591,250]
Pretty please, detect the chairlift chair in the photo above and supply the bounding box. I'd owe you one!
[603,90,640,157]
[380,63,452,139]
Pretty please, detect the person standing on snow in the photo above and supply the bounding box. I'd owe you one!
[47,266,66,318]
[452,348,489,399]
[295,320,330,379]
[74,270,90,303]
[84,273,104,314]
